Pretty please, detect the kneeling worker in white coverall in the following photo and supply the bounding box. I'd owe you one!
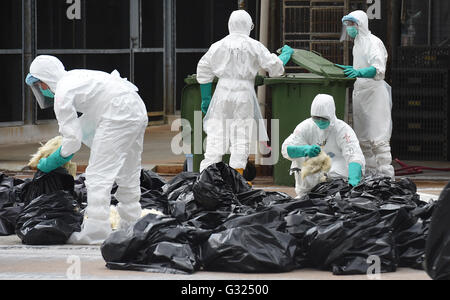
[26,55,148,244]
[337,10,394,179]
[196,10,293,177]
[282,94,366,198]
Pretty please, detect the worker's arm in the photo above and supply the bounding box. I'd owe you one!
[196,44,217,114]
[257,42,285,78]
[53,76,93,158]
[367,38,388,81]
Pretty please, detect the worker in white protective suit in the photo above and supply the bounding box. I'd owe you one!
[337,10,394,179]
[197,10,293,177]
[282,94,366,198]
[25,55,148,245]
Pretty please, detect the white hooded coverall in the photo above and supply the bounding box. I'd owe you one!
[29,55,148,244]
[197,10,285,172]
[347,10,394,178]
[282,94,366,198]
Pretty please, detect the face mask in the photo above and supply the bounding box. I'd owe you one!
[346,26,358,38]
[314,119,331,130]
[39,86,55,98]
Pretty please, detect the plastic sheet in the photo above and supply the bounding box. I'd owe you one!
[425,182,450,280]
[15,191,83,245]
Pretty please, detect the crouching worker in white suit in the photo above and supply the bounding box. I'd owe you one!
[282,94,366,198]
[25,55,148,244]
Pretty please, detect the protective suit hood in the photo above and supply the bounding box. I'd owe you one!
[347,10,370,37]
[228,10,253,36]
[310,94,337,128]
[30,55,67,93]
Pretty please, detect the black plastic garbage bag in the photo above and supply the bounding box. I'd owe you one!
[140,188,168,213]
[163,172,198,201]
[395,220,428,269]
[15,191,83,245]
[164,172,204,222]
[330,219,398,275]
[102,213,211,274]
[140,169,167,191]
[425,182,450,280]
[193,162,251,210]
[201,224,297,273]
[0,173,28,235]
[21,168,74,205]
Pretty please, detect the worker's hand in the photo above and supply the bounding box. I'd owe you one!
[305,145,322,158]
[335,64,353,70]
[287,145,321,159]
[37,146,74,173]
[348,162,362,187]
[343,67,359,78]
[278,45,294,66]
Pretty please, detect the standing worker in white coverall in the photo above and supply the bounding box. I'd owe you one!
[282,94,366,198]
[196,10,293,177]
[337,10,394,179]
[25,55,148,244]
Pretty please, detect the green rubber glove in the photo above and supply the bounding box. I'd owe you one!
[343,66,377,79]
[278,45,294,66]
[37,146,74,174]
[200,83,212,114]
[335,64,353,70]
[348,162,362,187]
[287,145,321,159]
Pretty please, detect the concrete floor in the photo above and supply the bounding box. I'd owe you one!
[0,124,446,280]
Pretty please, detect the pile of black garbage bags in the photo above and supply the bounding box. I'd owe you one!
[1,162,450,278]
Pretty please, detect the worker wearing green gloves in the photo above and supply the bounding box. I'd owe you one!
[282,94,365,198]
[339,10,394,179]
[196,10,289,177]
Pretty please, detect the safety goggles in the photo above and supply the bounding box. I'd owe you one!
[25,74,54,110]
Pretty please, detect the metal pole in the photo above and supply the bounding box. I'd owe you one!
[427,0,432,46]
[164,0,175,116]
[256,0,269,165]
[23,0,34,125]
[130,0,140,83]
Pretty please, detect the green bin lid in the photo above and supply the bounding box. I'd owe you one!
[278,48,347,78]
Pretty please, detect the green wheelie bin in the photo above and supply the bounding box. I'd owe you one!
[265,49,355,186]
